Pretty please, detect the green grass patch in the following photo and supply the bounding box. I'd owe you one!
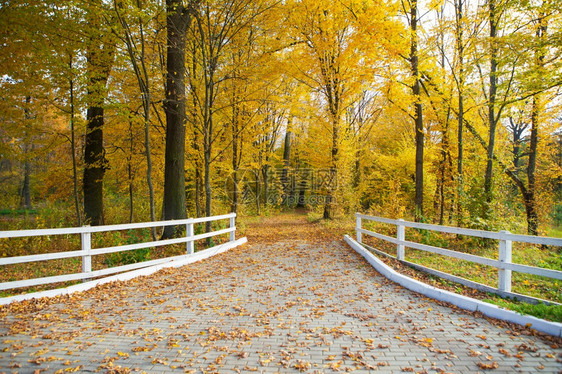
[0,209,37,216]
[484,297,562,323]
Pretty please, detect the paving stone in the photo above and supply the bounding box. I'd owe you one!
[1,239,561,373]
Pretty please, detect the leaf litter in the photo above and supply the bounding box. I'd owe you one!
[0,213,560,373]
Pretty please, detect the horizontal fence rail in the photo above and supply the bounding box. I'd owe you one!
[0,213,239,292]
[355,213,562,304]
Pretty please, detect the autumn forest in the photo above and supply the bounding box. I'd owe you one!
[1,0,561,237]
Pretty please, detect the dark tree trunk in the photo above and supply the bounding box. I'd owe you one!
[189,51,202,218]
[410,0,424,221]
[281,118,292,205]
[323,117,339,219]
[195,162,202,217]
[128,120,134,223]
[21,96,32,211]
[83,2,114,226]
[484,0,498,209]
[509,117,525,170]
[231,85,240,213]
[204,142,212,237]
[524,10,547,236]
[69,55,81,226]
[21,155,31,210]
[162,0,190,238]
[84,106,107,226]
[455,0,464,226]
[262,164,269,207]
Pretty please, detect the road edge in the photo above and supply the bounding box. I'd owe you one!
[344,235,562,338]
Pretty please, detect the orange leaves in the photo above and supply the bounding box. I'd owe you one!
[469,349,483,357]
[1,215,560,374]
[151,358,168,365]
[294,359,311,371]
[477,361,499,370]
[132,345,155,352]
[498,348,511,357]
[418,337,433,347]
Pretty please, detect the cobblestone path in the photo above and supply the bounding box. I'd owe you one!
[0,216,561,373]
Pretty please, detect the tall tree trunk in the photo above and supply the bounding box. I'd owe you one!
[262,164,269,208]
[203,101,214,238]
[231,79,240,213]
[84,104,107,226]
[144,105,156,238]
[195,165,202,217]
[68,54,81,226]
[21,146,32,210]
[162,0,190,238]
[255,169,261,214]
[524,8,547,236]
[139,21,157,238]
[70,90,80,224]
[484,0,498,209]
[127,120,135,223]
[410,0,424,221]
[20,96,32,211]
[281,117,292,206]
[323,117,339,219]
[194,125,202,218]
[189,46,202,218]
[204,139,212,238]
[455,0,464,226]
[116,0,157,236]
[84,2,113,226]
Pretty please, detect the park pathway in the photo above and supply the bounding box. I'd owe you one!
[0,214,560,373]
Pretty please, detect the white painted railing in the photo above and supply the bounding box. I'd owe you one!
[355,213,562,304]
[0,213,239,292]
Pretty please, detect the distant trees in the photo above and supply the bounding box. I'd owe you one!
[285,0,403,219]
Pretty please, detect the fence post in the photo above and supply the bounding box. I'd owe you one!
[396,219,405,261]
[81,226,92,277]
[356,215,362,243]
[186,220,194,255]
[230,215,236,242]
[498,230,512,293]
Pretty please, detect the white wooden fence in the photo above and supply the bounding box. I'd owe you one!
[355,213,562,304]
[0,213,240,292]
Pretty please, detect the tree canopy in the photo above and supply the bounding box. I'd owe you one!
[0,0,560,235]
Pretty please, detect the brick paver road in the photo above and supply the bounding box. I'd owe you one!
[1,233,561,373]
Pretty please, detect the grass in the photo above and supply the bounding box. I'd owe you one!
[0,209,38,216]
[547,226,562,238]
[484,298,562,322]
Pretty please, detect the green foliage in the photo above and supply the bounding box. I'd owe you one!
[551,204,562,227]
[103,229,152,267]
[104,247,151,267]
[417,229,450,249]
[484,298,562,323]
[0,209,37,216]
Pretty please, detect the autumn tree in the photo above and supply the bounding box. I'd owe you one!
[113,0,162,238]
[161,0,195,238]
[83,1,117,225]
[187,0,276,229]
[286,0,403,219]
[502,0,562,234]
[403,0,425,221]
